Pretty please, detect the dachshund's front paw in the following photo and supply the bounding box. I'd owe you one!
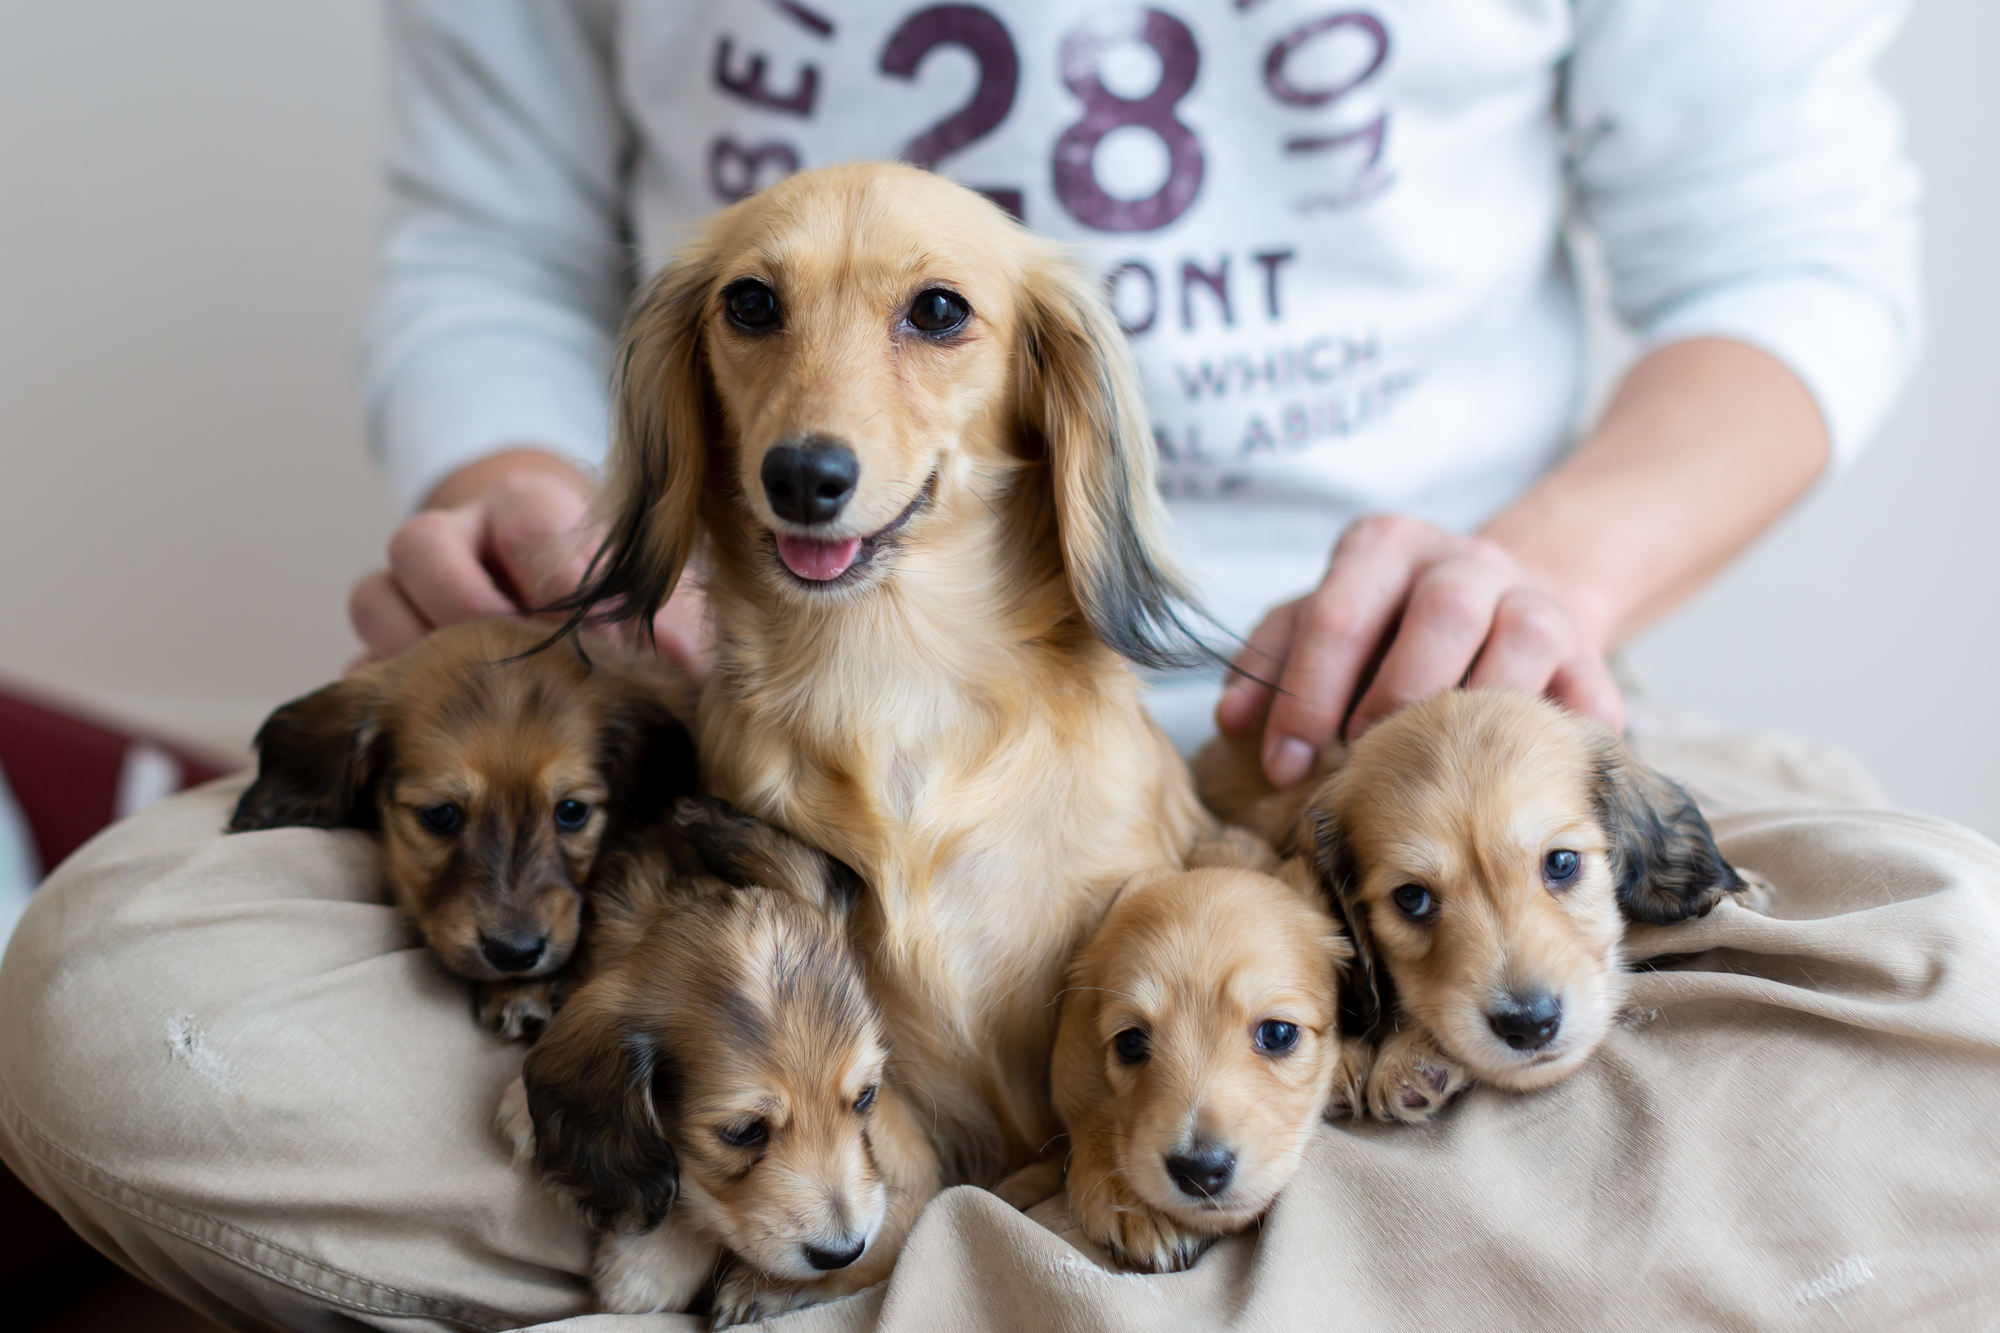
[478,979,553,1042]
[710,1264,821,1328]
[594,1220,720,1315]
[1364,1029,1469,1124]
[1069,1172,1212,1274]
[1730,868,1776,916]
[1325,1036,1375,1121]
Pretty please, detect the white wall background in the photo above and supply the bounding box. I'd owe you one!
[0,2,1994,836]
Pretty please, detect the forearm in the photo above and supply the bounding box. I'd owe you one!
[1482,338,1828,651]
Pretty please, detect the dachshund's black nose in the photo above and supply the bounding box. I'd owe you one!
[1488,992,1562,1050]
[1165,1142,1236,1199]
[481,932,547,974]
[803,1237,866,1271]
[762,440,858,525]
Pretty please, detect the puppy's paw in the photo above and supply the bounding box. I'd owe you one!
[710,1264,824,1328]
[991,1157,1066,1211]
[478,979,554,1042]
[1068,1170,1211,1274]
[495,1076,535,1167]
[1364,1029,1469,1125]
[1730,868,1776,916]
[594,1219,721,1315]
[1325,1036,1375,1121]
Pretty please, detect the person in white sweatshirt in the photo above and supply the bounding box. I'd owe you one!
[0,4,1941,1330]
[351,0,1920,781]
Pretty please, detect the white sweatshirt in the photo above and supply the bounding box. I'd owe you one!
[367,0,1921,650]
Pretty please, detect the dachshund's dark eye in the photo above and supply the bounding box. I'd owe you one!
[1112,1028,1150,1065]
[1254,1019,1300,1054]
[717,1118,769,1149]
[1544,849,1580,886]
[1391,884,1434,921]
[908,287,970,335]
[854,1084,878,1114]
[554,800,591,832]
[417,804,461,836]
[723,279,781,332]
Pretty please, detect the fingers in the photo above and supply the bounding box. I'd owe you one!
[483,472,596,613]
[386,506,519,629]
[1215,600,1301,740]
[1261,517,1451,783]
[348,568,432,661]
[1548,652,1625,734]
[651,582,715,674]
[1465,587,1571,696]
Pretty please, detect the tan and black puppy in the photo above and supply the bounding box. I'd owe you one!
[1046,841,1349,1273]
[228,619,697,1038]
[1290,689,1763,1122]
[510,800,941,1327]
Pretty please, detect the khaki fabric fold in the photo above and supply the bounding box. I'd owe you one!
[2,749,1996,1333]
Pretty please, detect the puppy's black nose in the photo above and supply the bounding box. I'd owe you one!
[803,1237,866,1271]
[481,932,547,974]
[1488,992,1562,1050]
[762,440,858,525]
[1165,1143,1236,1199]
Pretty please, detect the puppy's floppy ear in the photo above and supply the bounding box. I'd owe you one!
[598,674,701,832]
[1307,807,1391,1042]
[672,797,862,920]
[522,998,682,1232]
[228,679,388,832]
[1015,250,1208,670]
[1591,739,1747,925]
[566,250,720,634]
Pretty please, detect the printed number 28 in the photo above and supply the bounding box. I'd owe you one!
[1053,9,1202,233]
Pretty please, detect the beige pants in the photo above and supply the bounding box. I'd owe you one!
[3,718,1999,1332]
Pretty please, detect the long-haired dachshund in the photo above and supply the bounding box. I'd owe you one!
[229,619,696,1038]
[506,799,940,1326]
[1198,689,1766,1122]
[570,162,1214,1182]
[1046,835,1350,1272]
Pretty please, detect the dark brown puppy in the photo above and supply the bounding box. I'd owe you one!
[229,619,697,1038]
[506,799,940,1327]
[1199,689,1764,1121]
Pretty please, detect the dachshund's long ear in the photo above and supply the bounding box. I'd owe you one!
[228,679,389,832]
[1590,739,1747,925]
[597,671,702,833]
[1307,806,1391,1042]
[522,996,682,1232]
[671,797,863,922]
[1015,251,1208,670]
[567,252,720,634]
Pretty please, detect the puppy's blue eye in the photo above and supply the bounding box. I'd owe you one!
[1544,849,1580,885]
[554,800,591,831]
[1391,884,1434,920]
[1112,1028,1150,1065]
[717,1118,769,1149]
[908,288,969,334]
[854,1084,878,1114]
[723,278,780,332]
[1255,1020,1300,1054]
[417,804,461,836]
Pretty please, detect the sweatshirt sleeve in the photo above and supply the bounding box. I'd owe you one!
[364,0,633,514]
[1566,0,1924,468]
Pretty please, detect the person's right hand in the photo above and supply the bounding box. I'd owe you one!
[347,448,710,671]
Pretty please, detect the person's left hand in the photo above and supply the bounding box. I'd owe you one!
[1214,514,1623,789]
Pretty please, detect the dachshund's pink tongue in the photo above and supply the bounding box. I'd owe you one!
[776,534,861,581]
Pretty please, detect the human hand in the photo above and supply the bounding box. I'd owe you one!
[1213,514,1622,789]
[347,449,710,671]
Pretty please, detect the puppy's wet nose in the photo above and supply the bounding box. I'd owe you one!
[481,932,547,974]
[762,440,858,525]
[1165,1142,1236,1198]
[1488,992,1562,1050]
[802,1236,866,1271]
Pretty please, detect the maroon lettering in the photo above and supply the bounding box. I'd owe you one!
[714,37,819,116]
[770,0,835,38]
[1181,256,1230,330]
[1264,13,1388,108]
[1252,249,1294,320]
[1288,115,1391,209]
[1106,260,1159,336]
[1053,9,1204,234]
[880,6,1023,218]
[708,138,801,202]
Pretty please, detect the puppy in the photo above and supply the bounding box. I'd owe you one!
[1047,838,1350,1272]
[229,619,697,1038]
[571,162,1214,1181]
[1206,689,1761,1122]
[512,799,940,1326]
